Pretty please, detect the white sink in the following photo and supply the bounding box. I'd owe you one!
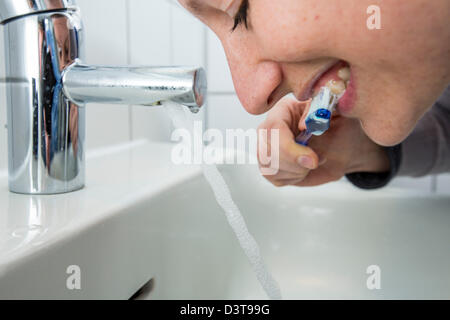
[1,141,449,299]
[138,162,450,300]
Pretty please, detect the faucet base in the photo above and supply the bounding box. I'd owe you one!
[9,184,85,196]
[3,10,86,195]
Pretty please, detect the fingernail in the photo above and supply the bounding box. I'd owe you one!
[298,156,315,169]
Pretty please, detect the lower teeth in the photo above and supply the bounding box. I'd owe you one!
[326,79,346,95]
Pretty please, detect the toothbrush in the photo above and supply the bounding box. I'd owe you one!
[296,86,339,146]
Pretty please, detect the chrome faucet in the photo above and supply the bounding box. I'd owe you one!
[0,0,207,195]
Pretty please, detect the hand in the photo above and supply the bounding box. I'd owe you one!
[257,97,390,187]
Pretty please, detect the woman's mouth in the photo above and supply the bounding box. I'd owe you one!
[310,61,356,115]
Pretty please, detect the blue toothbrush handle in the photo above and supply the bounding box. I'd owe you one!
[295,131,313,146]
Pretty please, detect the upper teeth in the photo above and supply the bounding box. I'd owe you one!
[324,67,350,96]
[338,67,351,82]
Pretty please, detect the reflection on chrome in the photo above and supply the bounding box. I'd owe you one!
[0,0,207,195]
[1,194,72,258]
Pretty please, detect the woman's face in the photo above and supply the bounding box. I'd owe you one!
[180,0,450,146]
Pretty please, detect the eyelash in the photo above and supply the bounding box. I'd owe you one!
[232,0,249,31]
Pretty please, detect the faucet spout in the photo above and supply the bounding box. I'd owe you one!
[63,63,207,113]
[0,1,208,194]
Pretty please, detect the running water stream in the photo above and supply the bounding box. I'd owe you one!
[164,101,282,300]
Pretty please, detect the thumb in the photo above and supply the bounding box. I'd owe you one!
[297,98,312,133]
[277,120,320,170]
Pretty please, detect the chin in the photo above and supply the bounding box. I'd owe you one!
[360,119,414,147]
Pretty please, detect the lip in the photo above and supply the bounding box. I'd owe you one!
[295,61,339,101]
[336,67,356,115]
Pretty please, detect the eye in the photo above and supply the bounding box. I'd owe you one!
[232,0,249,31]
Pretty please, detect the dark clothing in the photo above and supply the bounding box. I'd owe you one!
[347,85,450,189]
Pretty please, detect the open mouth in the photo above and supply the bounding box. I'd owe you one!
[306,61,355,114]
[312,61,349,95]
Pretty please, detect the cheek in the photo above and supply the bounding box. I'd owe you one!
[250,0,333,61]
[250,0,376,62]
[353,67,432,147]
[359,108,420,147]
[252,0,401,66]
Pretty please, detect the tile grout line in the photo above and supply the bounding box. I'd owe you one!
[203,26,209,131]
[169,3,174,65]
[125,0,133,142]
[0,25,7,171]
[168,1,176,137]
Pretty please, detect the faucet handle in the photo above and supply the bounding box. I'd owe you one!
[0,0,77,24]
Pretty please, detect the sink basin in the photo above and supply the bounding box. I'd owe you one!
[1,141,449,299]
[138,162,450,300]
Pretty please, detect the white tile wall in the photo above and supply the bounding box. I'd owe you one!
[78,0,128,65]
[207,29,235,93]
[76,0,131,150]
[207,94,265,133]
[0,0,448,194]
[129,0,172,66]
[128,0,172,142]
[171,3,207,127]
[128,0,206,142]
[172,3,205,67]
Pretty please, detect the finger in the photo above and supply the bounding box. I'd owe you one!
[264,168,309,181]
[265,97,310,134]
[259,119,319,167]
[269,177,309,187]
[297,99,312,132]
[258,98,320,179]
[278,124,320,171]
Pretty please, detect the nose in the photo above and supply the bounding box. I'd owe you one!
[222,39,283,115]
